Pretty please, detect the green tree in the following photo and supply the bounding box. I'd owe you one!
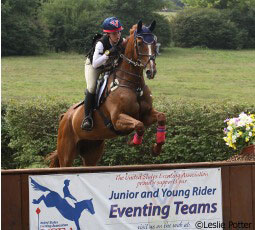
[1,0,48,55]
[172,8,242,49]
[182,0,255,9]
[40,0,103,53]
[40,0,172,52]
[102,0,172,47]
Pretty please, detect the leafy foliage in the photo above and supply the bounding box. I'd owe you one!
[2,99,254,169]
[227,6,255,48]
[3,98,70,168]
[182,0,255,9]
[103,0,172,46]
[39,0,172,53]
[39,0,102,53]
[172,8,244,49]
[1,104,18,169]
[1,0,48,56]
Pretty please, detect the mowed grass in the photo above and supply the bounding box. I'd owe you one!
[2,47,255,105]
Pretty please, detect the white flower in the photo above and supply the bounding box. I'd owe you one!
[224,112,255,150]
[227,126,233,131]
[239,112,253,126]
[237,121,245,127]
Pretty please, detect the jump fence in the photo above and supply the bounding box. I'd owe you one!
[2,161,255,230]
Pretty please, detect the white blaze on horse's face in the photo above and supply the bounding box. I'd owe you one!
[146,44,156,79]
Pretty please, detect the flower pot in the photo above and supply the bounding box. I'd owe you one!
[241,144,255,155]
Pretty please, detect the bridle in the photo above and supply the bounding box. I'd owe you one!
[110,27,158,95]
[119,31,157,70]
[134,32,157,68]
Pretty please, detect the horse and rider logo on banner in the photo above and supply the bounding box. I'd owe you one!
[30,176,95,230]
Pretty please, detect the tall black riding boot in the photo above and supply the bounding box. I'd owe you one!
[81,90,95,131]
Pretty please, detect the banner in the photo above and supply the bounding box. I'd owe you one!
[29,168,222,230]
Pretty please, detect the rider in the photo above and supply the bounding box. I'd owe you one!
[81,16,125,131]
[63,179,77,202]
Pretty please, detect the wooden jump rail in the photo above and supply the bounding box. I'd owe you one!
[2,161,255,230]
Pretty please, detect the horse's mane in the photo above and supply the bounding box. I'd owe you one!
[124,24,138,55]
[129,24,137,35]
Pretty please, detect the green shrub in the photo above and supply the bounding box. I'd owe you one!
[101,99,255,165]
[227,6,255,48]
[172,8,242,49]
[2,98,254,169]
[4,98,70,168]
[1,104,17,169]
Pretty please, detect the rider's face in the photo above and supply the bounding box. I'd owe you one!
[108,31,121,44]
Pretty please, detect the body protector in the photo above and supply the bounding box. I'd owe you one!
[87,34,124,70]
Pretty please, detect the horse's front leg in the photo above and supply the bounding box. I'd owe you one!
[113,113,145,145]
[74,219,80,230]
[143,108,166,156]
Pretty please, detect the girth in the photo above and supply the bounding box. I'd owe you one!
[96,69,144,135]
[97,109,127,136]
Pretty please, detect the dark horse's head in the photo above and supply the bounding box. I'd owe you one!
[127,20,157,79]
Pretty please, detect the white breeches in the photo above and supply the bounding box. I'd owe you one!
[84,58,103,94]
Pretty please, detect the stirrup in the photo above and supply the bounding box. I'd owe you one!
[81,117,94,131]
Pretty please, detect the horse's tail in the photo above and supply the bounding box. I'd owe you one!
[46,150,60,168]
[30,178,51,192]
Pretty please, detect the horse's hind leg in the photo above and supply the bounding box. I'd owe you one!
[78,140,105,166]
[32,195,46,205]
[143,108,166,156]
[57,117,78,167]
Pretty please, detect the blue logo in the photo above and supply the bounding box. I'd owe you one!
[31,178,95,230]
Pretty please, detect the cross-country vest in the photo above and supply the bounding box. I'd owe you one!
[87,34,123,65]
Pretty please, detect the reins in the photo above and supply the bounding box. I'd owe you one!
[98,25,157,135]
[108,30,158,94]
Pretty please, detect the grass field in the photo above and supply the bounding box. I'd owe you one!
[2,47,255,105]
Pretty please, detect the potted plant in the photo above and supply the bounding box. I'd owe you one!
[223,112,255,154]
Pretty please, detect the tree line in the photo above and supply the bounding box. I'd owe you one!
[2,0,255,56]
[1,0,172,55]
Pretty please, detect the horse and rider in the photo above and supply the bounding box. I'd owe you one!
[48,16,167,167]
[81,16,126,131]
[31,178,95,230]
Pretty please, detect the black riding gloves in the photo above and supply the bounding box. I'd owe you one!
[108,46,118,56]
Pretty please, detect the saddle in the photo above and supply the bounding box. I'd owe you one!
[74,75,109,110]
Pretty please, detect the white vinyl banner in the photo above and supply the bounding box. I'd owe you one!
[29,168,223,230]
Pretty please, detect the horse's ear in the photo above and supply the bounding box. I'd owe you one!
[137,20,143,33]
[149,20,156,32]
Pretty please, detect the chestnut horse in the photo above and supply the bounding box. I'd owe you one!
[48,20,166,167]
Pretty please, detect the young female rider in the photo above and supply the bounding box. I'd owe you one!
[81,17,125,131]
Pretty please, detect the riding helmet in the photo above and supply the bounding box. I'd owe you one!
[102,17,123,33]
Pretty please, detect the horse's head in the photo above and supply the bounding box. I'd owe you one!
[76,198,95,215]
[85,198,95,215]
[132,20,157,79]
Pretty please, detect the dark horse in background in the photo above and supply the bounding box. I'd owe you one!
[48,20,166,167]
